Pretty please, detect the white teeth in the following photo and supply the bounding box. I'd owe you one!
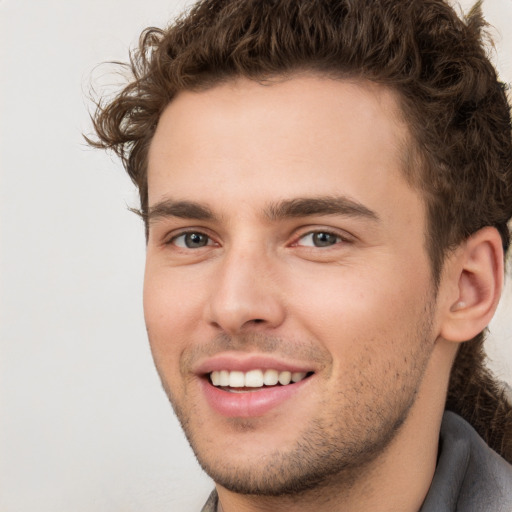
[211,371,220,386]
[209,369,309,388]
[263,369,279,386]
[245,369,264,387]
[219,370,230,386]
[291,372,306,383]
[278,371,292,385]
[229,371,245,387]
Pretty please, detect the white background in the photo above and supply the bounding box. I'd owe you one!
[0,1,511,511]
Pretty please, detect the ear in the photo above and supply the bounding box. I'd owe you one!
[439,227,504,343]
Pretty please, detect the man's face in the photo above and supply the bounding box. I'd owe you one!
[144,76,443,494]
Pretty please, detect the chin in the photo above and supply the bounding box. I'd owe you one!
[188,407,411,497]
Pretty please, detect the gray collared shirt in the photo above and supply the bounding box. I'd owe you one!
[420,411,512,511]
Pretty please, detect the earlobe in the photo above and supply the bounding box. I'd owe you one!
[440,227,504,343]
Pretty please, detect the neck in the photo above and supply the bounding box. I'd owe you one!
[215,340,456,512]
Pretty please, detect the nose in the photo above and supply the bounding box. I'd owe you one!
[206,244,286,334]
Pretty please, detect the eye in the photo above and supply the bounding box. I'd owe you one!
[296,231,344,248]
[171,232,213,249]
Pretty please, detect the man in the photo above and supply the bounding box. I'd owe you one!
[90,0,512,510]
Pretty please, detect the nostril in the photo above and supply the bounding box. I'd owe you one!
[252,319,264,324]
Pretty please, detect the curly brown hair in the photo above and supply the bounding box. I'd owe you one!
[89,0,512,461]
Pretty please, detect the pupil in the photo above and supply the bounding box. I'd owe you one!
[313,232,337,247]
[186,233,207,248]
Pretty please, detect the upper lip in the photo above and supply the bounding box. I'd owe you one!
[194,352,317,376]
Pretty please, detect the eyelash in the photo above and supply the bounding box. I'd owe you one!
[166,230,217,249]
[293,229,351,248]
[166,227,351,250]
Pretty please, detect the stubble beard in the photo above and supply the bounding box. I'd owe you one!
[157,306,436,498]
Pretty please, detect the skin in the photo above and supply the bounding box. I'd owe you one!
[144,76,463,512]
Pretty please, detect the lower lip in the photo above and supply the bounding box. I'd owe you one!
[200,377,310,418]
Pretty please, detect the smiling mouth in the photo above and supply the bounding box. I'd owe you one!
[209,369,313,392]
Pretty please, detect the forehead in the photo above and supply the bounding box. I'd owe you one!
[147,76,416,219]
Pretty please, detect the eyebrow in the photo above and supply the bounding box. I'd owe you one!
[264,196,379,222]
[147,199,217,223]
[146,195,379,224]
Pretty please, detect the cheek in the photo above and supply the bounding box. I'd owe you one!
[143,267,201,372]
[144,263,205,326]
[289,264,430,350]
